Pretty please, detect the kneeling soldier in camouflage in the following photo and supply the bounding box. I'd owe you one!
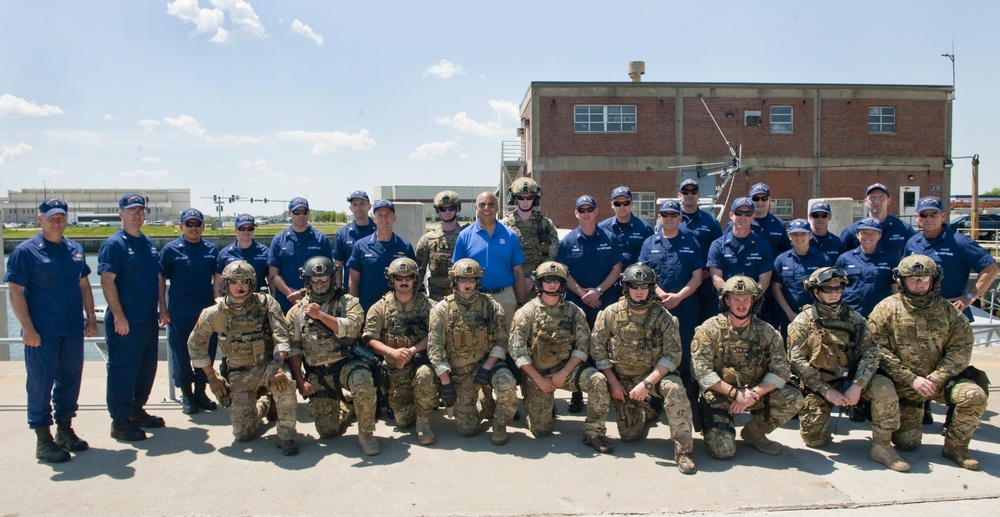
[188,261,300,455]
[365,258,439,445]
[788,267,908,471]
[428,259,518,445]
[592,262,696,473]
[692,275,804,459]
[868,254,988,470]
[286,256,380,456]
[509,261,613,454]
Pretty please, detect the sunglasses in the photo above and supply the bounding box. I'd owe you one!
[291,209,309,216]
[659,212,681,218]
[612,200,632,207]
[817,285,844,293]
[577,206,596,213]
[680,189,699,195]
[437,206,458,212]
[477,202,498,209]
[810,213,830,219]
[514,195,535,201]
[916,212,941,219]
[184,220,203,228]
[393,275,416,282]
[237,226,255,232]
[733,210,754,217]
[228,279,251,285]
[751,195,770,202]
[540,276,563,283]
[627,283,652,290]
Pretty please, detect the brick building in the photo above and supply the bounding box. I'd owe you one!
[507,75,953,229]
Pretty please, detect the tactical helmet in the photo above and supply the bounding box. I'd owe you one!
[803,267,849,292]
[300,256,336,280]
[509,177,541,207]
[718,275,762,313]
[433,190,462,211]
[894,254,942,295]
[533,261,568,295]
[222,260,257,292]
[448,258,484,291]
[386,257,419,290]
[621,263,657,309]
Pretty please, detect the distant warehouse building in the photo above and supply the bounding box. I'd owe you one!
[1,188,191,225]
[505,64,954,229]
[372,185,494,221]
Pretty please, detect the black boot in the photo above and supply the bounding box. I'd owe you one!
[129,407,165,428]
[923,401,934,425]
[180,384,198,415]
[111,419,146,441]
[35,427,70,463]
[54,419,89,452]
[193,381,218,411]
[568,391,584,414]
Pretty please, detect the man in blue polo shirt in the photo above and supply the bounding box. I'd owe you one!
[333,190,376,290]
[216,213,270,290]
[599,185,653,271]
[159,208,219,415]
[835,217,897,318]
[268,197,333,313]
[707,197,775,295]
[841,183,915,260]
[638,199,703,379]
[6,197,98,463]
[98,193,165,442]
[348,199,416,314]
[453,191,527,328]
[903,196,999,321]
[807,200,844,263]
[677,179,723,322]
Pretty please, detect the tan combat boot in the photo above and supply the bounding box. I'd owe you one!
[942,440,980,470]
[675,442,697,475]
[491,423,508,446]
[359,431,381,456]
[416,416,436,446]
[583,433,614,454]
[740,419,782,455]
[869,443,910,472]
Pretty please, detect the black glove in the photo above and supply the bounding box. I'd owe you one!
[474,366,493,387]
[440,383,457,407]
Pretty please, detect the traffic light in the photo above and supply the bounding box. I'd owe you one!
[229,195,235,203]
[249,198,254,204]
[263,198,268,203]
[213,195,218,202]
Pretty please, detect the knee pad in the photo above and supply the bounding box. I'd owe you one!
[951,383,987,409]
[491,370,517,394]
[346,365,373,390]
[706,428,736,459]
[892,428,922,451]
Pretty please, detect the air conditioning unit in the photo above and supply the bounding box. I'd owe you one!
[745,111,762,127]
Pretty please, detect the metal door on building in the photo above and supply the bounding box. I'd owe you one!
[900,186,919,228]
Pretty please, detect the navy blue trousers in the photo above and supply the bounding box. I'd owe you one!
[105,320,159,421]
[167,316,216,387]
[25,334,85,429]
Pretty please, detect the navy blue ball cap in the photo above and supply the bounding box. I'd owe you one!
[866,183,889,196]
[658,199,682,213]
[916,196,943,213]
[731,197,754,212]
[857,217,882,232]
[576,195,597,209]
[347,190,369,202]
[288,197,309,211]
[611,186,632,199]
[787,218,811,234]
[39,197,68,216]
[180,208,204,222]
[235,213,256,227]
[749,183,770,196]
[372,199,395,212]
[808,200,831,214]
[119,193,147,209]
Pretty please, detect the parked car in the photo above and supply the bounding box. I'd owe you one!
[950,214,1000,240]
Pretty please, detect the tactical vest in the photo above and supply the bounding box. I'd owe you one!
[379,292,431,349]
[804,304,864,382]
[527,301,577,371]
[607,303,662,377]
[296,294,355,365]
[504,211,552,269]
[445,295,494,367]
[216,293,274,368]
[712,319,771,388]
[426,229,458,288]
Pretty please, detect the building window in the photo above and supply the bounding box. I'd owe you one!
[853,200,865,221]
[631,191,656,224]
[868,107,895,133]
[574,105,636,133]
[770,106,793,133]
[770,198,794,220]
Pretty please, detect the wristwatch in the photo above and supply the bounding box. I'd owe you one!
[965,292,975,301]
[595,286,604,294]
[643,380,653,390]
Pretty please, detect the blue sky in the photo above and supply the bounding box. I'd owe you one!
[1,1,996,217]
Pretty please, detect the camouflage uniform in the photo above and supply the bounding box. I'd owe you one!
[868,290,987,456]
[509,297,610,440]
[502,210,559,282]
[188,292,297,443]
[428,292,517,437]
[286,289,376,441]
[415,225,465,302]
[691,314,804,459]
[788,303,899,446]
[363,290,438,426]
[592,300,694,450]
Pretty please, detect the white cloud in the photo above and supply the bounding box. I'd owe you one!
[138,119,161,131]
[274,129,376,154]
[166,0,266,43]
[238,158,286,183]
[435,100,519,138]
[423,59,466,79]
[102,114,113,121]
[161,114,262,143]
[118,169,170,180]
[295,176,311,184]
[0,94,64,117]
[410,140,461,161]
[141,157,162,164]
[38,167,62,177]
[291,19,323,46]
[0,143,33,166]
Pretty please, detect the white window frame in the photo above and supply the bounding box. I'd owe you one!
[770,106,793,133]
[770,198,794,220]
[632,191,656,224]
[574,105,637,133]
[868,106,896,133]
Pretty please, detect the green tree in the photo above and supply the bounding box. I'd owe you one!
[983,187,1000,196]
